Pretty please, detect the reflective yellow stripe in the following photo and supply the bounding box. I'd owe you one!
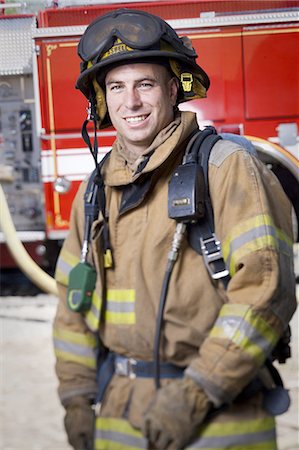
[94,416,276,450]
[54,268,68,286]
[84,290,102,331]
[105,311,135,325]
[228,235,277,276]
[55,249,80,286]
[218,305,278,343]
[95,417,146,450]
[54,349,96,369]
[222,214,293,276]
[105,289,136,325]
[107,289,135,302]
[53,327,97,346]
[187,416,276,449]
[53,327,97,369]
[223,215,292,252]
[201,417,275,436]
[96,417,142,435]
[210,304,279,364]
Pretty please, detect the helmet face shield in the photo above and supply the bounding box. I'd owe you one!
[78,9,196,65]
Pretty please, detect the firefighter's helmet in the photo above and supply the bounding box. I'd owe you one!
[76,8,210,128]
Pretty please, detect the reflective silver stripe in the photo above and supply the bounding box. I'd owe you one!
[94,417,147,449]
[95,429,147,449]
[53,328,97,368]
[185,366,228,406]
[106,289,135,312]
[90,301,100,318]
[188,429,276,449]
[60,386,97,404]
[56,257,72,276]
[85,290,102,331]
[210,304,278,364]
[55,250,80,285]
[107,301,135,313]
[214,315,273,356]
[187,418,276,449]
[105,289,136,325]
[222,214,293,276]
[225,223,291,271]
[55,258,72,286]
[53,339,97,360]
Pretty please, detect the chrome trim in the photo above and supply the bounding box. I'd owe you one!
[249,139,299,181]
[47,230,68,240]
[0,231,46,243]
[33,10,299,39]
[170,11,299,30]
[40,130,117,140]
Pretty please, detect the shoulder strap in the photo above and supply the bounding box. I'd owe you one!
[81,151,111,264]
[186,127,230,287]
[186,129,292,367]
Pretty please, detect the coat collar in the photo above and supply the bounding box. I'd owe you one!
[103,111,198,187]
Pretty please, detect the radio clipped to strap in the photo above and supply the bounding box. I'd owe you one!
[67,153,111,313]
[67,169,99,312]
[168,126,230,286]
[67,262,97,312]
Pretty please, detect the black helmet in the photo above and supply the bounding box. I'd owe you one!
[76,8,210,128]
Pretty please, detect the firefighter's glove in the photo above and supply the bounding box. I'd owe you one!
[142,377,211,450]
[64,396,94,450]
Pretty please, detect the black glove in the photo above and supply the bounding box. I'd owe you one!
[142,377,212,450]
[64,396,94,450]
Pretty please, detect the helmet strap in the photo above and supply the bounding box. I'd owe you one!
[81,82,101,175]
[81,83,113,267]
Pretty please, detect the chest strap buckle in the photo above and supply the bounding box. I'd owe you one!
[200,234,229,280]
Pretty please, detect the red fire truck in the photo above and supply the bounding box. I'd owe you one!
[0,0,298,293]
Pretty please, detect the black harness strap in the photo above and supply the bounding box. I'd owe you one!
[186,128,230,287]
[83,152,111,264]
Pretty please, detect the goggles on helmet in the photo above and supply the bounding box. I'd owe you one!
[76,8,210,129]
[78,8,196,66]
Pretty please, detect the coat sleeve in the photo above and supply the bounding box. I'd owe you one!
[53,180,99,407]
[185,140,297,407]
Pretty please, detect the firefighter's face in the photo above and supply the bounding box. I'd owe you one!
[105,63,178,153]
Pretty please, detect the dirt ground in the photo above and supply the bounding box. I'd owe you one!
[0,293,298,450]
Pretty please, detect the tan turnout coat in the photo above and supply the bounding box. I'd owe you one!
[54,111,296,446]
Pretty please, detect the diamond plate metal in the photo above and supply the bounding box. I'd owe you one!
[0,16,37,75]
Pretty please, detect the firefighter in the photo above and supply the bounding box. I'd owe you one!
[53,8,297,450]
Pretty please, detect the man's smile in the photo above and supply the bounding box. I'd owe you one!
[124,114,150,124]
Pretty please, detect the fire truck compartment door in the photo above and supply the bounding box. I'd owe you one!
[243,25,299,120]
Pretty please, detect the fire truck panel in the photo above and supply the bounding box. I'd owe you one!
[0,74,44,232]
[0,1,298,281]
[37,37,85,134]
[184,27,244,122]
[37,1,299,27]
[0,15,49,273]
[33,4,299,241]
[243,25,299,120]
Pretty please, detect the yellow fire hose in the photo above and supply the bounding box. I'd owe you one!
[0,184,58,295]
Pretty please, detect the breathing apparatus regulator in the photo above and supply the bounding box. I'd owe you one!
[67,8,210,313]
